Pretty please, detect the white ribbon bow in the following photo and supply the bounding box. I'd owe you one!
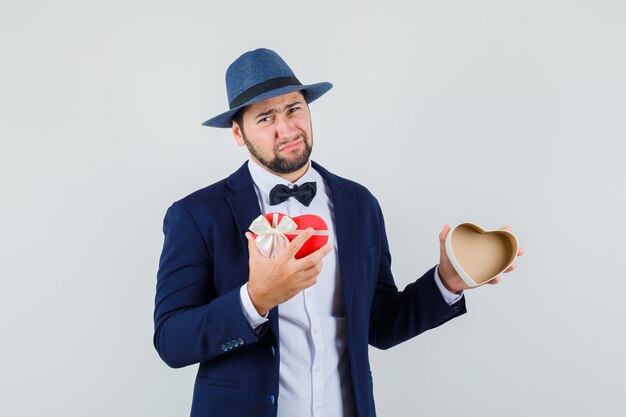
[249,213,298,258]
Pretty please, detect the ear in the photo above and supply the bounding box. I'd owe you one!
[232,121,245,146]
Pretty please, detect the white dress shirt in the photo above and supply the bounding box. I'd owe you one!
[239,159,462,417]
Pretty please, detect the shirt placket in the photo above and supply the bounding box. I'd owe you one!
[288,196,325,417]
[304,285,324,417]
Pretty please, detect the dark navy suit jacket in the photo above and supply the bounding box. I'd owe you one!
[153,161,466,417]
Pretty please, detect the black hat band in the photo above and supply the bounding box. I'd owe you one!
[229,76,302,109]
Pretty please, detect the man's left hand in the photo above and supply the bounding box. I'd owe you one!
[437,224,525,293]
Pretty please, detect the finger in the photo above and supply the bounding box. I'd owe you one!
[292,264,322,290]
[488,276,501,285]
[302,259,324,277]
[301,274,318,289]
[297,243,332,269]
[504,263,516,273]
[282,228,314,260]
[439,224,450,255]
[245,232,260,258]
[500,225,512,231]
[517,246,524,256]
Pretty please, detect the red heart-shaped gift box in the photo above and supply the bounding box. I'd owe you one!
[252,213,329,259]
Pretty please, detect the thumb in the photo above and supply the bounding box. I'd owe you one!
[439,224,450,256]
[245,232,260,258]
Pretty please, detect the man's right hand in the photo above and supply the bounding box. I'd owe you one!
[245,228,332,316]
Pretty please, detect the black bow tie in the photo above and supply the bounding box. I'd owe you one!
[269,182,317,207]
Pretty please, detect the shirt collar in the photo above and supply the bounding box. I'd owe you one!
[247,158,318,198]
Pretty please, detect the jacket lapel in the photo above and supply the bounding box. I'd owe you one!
[225,162,280,336]
[311,161,357,312]
[225,162,262,251]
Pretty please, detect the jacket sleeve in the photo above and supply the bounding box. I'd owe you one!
[368,200,467,350]
[153,202,261,368]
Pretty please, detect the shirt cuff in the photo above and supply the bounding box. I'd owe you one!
[239,283,269,330]
[434,265,463,306]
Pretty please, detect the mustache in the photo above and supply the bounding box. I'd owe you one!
[275,134,306,152]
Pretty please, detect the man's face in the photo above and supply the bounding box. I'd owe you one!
[232,91,313,174]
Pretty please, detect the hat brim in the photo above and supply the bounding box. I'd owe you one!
[201,81,333,128]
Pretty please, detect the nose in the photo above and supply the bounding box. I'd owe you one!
[274,114,300,139]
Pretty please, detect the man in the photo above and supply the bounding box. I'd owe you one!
[153,48,522,417]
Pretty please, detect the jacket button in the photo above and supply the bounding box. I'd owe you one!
[226,342,233,350]
[220,344,228,352]
[271,346,276,357]
[269,395,276,405]
[232,339,239,347]
[237,337,244,345]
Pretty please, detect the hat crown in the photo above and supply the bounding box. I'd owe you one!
[202,48,332,128]
[225,48,297,106]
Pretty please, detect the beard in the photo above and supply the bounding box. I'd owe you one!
[242,129,313,174]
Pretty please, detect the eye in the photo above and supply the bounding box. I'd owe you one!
[257,116,273,124]
[288,107,300,113]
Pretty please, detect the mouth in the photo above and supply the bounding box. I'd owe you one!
[278,138,304,153]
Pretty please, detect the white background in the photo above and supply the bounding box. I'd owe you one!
[1,1,625,416]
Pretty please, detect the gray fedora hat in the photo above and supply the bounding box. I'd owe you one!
[202,48,333,128]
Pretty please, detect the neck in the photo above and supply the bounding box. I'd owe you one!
[251,157,310,183]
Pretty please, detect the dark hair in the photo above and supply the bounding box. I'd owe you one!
[232,108,245,131]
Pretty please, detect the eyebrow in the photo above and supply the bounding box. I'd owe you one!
[254,101,303,119]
